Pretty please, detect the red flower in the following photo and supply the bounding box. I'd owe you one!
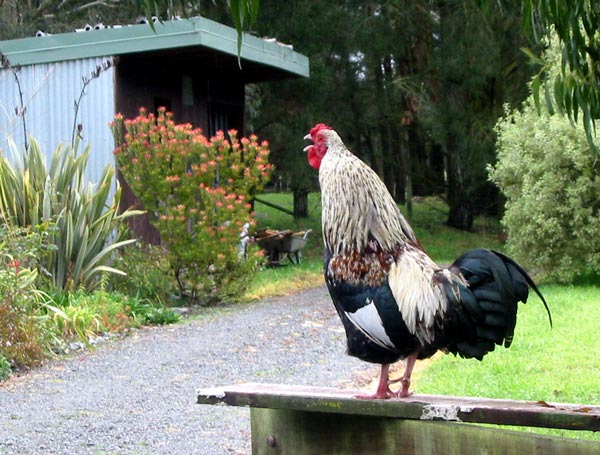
[8,258,20,275]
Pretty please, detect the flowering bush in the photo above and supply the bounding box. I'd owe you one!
[112,108,273,302]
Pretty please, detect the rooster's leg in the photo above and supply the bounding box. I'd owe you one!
[355,364,395,399]
[393,353,417,398]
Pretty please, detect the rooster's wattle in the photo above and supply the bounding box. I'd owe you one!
[304,123,551,399]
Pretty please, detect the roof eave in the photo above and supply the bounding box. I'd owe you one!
[0,17,309,79]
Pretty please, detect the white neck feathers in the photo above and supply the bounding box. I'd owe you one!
[318,135,417,256]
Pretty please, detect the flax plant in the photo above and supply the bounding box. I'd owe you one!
[0,137,142,290]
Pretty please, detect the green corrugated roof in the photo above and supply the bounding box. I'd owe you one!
[0,16,309,78]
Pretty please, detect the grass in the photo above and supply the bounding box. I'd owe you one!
[245,192,504,300]
[45,290,180,345]
[413,284,600,441]
[248,192,600,442]
[243,192,324,300]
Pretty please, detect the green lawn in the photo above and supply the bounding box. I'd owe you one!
[415,284,599,403]
[413,284,600,441]
[248,192,600,442]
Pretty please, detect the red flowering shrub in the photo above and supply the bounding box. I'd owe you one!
[112,108,273,303]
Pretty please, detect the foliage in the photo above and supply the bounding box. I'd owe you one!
[519,0,600,153]
[0,1,139,40]
[0,355,10,381]
[0,221,181,379]
[472,0,600,153]
[112,108,272,303]
[107,241,175,305]
[419,0,536,229]
[491,102,599,282]
[490,36,600,283]
[46,290,180,342]
[126,298,181,325]
[0,137,141,291]
[251,1,535,230]
[138,0,600,158]
[0,224,51,370]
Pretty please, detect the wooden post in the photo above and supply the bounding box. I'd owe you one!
[198,383,600,455]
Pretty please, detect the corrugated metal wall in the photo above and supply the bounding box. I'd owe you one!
[0,57,116,192]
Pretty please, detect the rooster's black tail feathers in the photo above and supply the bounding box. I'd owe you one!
[443,249,551,360]
[490,250,552,328]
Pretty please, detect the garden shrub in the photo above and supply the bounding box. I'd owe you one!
[46,289,180,342]
[0,224,51,371]
[0,138,141,291]
[489,37,600,282]
[107,241,175,305]
[0,355,10,381]
[112,108,273,303]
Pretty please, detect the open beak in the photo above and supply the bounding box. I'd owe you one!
[303,133,313,152]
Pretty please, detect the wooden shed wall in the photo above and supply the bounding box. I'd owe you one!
[114,54,245,243]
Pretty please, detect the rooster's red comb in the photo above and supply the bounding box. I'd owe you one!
[310,123,333,137]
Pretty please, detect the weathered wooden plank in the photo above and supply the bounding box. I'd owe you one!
[250,408,600,455]
[197,383,600,432]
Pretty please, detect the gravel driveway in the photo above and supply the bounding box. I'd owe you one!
[0,286,373,455]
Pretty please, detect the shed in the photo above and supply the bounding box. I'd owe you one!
[0,17,309,241]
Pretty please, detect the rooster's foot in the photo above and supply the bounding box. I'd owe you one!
[391,376,412,398]
[354,388,396,400]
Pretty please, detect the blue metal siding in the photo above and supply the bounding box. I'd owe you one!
[0,57,116,189]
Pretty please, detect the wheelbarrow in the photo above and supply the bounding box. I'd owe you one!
[255,229,312,266]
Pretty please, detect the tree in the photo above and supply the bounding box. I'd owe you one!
[490,36,600,282]
[9,1,596,161]
[421,0,535,229]
[476,0,600,153]
[10,1,590,233]
[251,2,444,216]
[0,1,139,39]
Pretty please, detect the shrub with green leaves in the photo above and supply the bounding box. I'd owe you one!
[490,36,600,282]
[0,355,10,381]
[0,138,142,290]
[112,108,272,303]
[0,224,51,371]
[46,290,180,342]
[108,242,175,305]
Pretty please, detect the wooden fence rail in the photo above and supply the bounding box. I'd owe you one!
[197,383,600,455]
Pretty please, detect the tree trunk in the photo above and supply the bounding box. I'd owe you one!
[400,127,412,214]
[293,188,308,218]
[447,199,474,230]
[446,150,474,230]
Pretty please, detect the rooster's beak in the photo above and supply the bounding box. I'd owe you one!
[303,145,312,153]
[303,133,312,141]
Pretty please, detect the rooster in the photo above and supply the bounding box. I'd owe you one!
[304,123,551,399]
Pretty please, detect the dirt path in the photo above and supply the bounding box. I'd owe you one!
[0,286,376,455]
